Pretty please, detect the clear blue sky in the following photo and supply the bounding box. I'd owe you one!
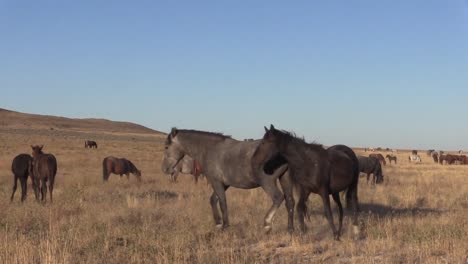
[1,1,467,150]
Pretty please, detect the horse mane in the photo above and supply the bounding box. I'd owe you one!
[126,160,138,172]
[167,128,231,144]
[276,129,323,151]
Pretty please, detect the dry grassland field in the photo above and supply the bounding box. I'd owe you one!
[0,121,467,263]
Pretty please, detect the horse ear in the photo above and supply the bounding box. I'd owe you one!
[264,126,269,133]
[171,127,178,137]
[270,124,275,130]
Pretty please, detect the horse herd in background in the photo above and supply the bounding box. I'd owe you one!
[10,141,142,203]
[8,129,466,240]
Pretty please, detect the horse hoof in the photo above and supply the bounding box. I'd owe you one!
[264,225,272,234]
[215,224,223,229]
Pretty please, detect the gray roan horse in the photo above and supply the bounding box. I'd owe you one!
[161,128,294,233]
[252,125,360,240]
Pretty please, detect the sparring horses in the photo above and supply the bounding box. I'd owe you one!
[30,145,57,203]
[161,128,294,233]
[102,156,141,181]
[252,125,360,240]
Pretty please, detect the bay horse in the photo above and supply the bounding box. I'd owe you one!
[369,153,386,166]
[85,140,98,148]
[386,154,397,164]
[102,156,141,181]
[252,125,360,240]
[30,145,57,203]
[170,155,203,183]
[161,128,294,233]
[11,153,33,202]
[358,156,384,184]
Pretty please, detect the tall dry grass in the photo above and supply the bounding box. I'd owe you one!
[0,129,467,263]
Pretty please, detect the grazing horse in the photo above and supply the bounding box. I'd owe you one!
[161,128,294,233]
[358,156,384,184]
[252,125,360,240]
[385,154,397,164]
[369,153,386,166]
[102,156,141,181]
[85,140,98,148]
[30,145,57,203]
[170,155,203,183]
[408,154,422,163]
[10,154,33,202]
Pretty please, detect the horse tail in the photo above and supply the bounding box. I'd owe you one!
[102,158,109,181]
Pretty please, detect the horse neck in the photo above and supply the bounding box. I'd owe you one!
[177,133,228,162]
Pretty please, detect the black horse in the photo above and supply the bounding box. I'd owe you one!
[358,156,384,184]
[11,154,33,202]
[252,125,360,240]
[85,140,98,148]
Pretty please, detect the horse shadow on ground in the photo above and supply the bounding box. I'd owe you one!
[305,203,447,219]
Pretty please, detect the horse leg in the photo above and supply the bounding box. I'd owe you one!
[331,193,343,237]
[126,173,130,180]
[366,173,370,184]
[320,190,339,240]
[41,179,47,202]
[20,176,27,202]
[279,174,295,234]
[296,187,310,233]
[33,178,40,201]
[10,174,18,202]
[260,180,284,234]
[49,177,54,203]
[212,182,229,229]
[209,191,222,227]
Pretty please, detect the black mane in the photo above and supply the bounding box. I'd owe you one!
[166,128,231,145]
[276,129,323,151]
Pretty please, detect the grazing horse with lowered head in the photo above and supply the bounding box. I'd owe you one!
[30,145,57,203]
[85,140,98,148]
[170,155,203,183]
[386,154,397,164]
[358,156,384,184]
[161,128,294,233]
[10,154,33,202]
[102,156,141,181]
[369,153,386,166]
[252,125,360,240]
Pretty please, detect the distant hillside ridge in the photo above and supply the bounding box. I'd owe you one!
[0,108,164,135]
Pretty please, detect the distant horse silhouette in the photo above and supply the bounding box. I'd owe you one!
[358,156,384,184]
[385,154,397,164]
[102,156,141,182]
[252,125,360,240]
[369,153,386,166]
[85,140,98,148]
[431,152,439,163]
[30,145,57,203]
[10,154,33,202]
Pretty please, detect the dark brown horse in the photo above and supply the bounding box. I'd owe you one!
[11,153,33,202]
[31,145,57,203]
[358,156,384,184]
[369,153,386,166]
[385,154,397,164]
[252,125,360,240]
[102,156,141,181]
[85,140,98,148]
